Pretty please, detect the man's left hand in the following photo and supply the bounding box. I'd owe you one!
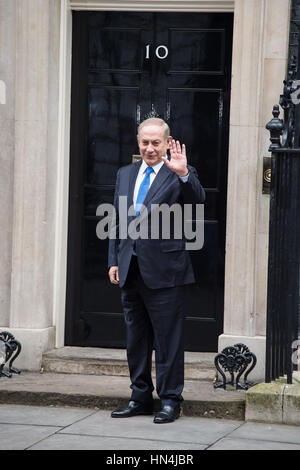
[162,139,188,177]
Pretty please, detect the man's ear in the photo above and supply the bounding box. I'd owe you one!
[167,136,173,148]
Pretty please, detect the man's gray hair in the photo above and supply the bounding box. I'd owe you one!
[138,118,170,141]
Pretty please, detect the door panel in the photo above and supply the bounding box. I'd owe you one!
[88,86,140,185]
[169,30,225,73]
[167,88,222,187]
[65,11,233,351]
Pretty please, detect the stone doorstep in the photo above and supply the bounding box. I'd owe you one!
[0,372,246,421]
[1,347,248,421]
[246,380,300,426]
[41,347,217,381]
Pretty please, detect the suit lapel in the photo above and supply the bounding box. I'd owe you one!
[141,163,173,211]
[128,160,142,209]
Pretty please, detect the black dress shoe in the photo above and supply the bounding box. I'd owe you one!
[111,400,153,418]
[153,404,181,424]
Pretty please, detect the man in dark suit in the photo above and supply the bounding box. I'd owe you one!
[108,118,205,423]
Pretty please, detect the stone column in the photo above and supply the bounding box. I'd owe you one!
[3,0,61,369]
[219,0,290,380]
[0,0,16,328]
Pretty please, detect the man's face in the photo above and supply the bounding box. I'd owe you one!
[137,125,171,167]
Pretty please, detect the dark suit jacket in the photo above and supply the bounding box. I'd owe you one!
[108,160,205,289]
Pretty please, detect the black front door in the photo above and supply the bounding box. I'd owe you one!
[65,11,233,351]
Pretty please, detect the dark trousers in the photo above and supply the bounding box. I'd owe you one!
[121,256,185,407]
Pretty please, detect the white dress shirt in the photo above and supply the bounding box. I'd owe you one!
[133,159,189,209]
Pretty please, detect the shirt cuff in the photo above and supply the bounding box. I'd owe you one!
[179,173,189,183]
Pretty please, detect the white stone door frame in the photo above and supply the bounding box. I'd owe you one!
[55,0,290,380]
[69,0,234,11]
[53,0,73,349]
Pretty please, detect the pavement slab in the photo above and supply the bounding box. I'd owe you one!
[57,410,241,446]
[0,404,95,427]
[0,405,300,450]
[208,437,300,451]
[0,423,61,450]
[226,421,300,445]
[29,434,206,450]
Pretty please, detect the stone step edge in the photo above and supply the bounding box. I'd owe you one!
[42,353,216,368]
[41,357,216,381]
[42,348,216,368]
[0,389,245,421]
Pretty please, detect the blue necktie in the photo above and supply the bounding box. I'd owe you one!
[135,166,154,216]
[133,166,154,255]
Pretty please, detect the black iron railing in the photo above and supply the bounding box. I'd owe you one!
[265,59,300,383]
